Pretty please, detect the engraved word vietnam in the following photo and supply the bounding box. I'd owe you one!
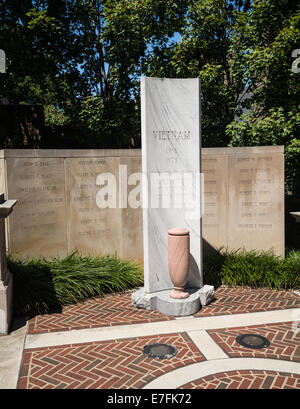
[153,129,191,140]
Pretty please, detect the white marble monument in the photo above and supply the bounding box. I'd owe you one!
[132,77,213,316]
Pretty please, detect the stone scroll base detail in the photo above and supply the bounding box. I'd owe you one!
[131,285,215,317]
[199,285,215,307]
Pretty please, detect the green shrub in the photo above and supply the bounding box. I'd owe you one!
[226,109,300,148]
[285,138,300,203]
[9,252,144,317]
[9,248,299,318]
[204,248,300,290]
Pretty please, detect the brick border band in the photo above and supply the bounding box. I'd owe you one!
[143,358,300,389]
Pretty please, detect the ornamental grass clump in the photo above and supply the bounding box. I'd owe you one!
[277,250,300,290]
[9,252,144,317]
[217,249,300,290]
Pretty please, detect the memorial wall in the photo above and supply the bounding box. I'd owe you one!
[202,146,284,256]
[0,146,284,262]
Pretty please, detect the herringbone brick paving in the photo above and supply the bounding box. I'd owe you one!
[179,370,300,389]
[18,333,205,389]
[20,288,300,389]
[208,321,300,361]
[28,292,175,334]
[194,286,300,317]
[28,286,300,334]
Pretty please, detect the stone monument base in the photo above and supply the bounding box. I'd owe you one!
[0,271,13,335]
[131,285,215,317]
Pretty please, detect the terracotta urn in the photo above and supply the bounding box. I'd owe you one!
[168,227,190,299]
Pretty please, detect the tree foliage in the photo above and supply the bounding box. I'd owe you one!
[0,0,299,150]
[145,0,300,147]
[0,0,188,147]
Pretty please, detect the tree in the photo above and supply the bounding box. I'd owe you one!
[145,0,300,148]
[0,0,189,148]
[1,1,299,151]
[74,0,189,147]
[144,0,253,146]
[226,0,300,147]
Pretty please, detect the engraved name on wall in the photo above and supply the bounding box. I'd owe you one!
[65,158,122,257]
[6,158,67,257]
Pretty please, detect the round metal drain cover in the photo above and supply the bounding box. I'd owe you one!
[236,334,270,349]
[143,343,177,359]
